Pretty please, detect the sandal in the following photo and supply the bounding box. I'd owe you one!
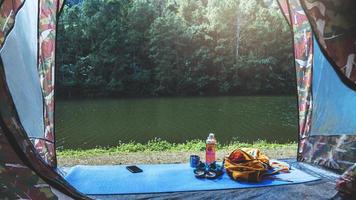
[193,161,224,179]
[193,161,206,178]
[205,161,224,179]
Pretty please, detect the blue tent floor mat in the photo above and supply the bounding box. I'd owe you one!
[63,163,320,195]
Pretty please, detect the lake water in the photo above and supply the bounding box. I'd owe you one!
[55,96,298,150]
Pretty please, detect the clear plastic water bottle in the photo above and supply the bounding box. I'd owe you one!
[206,133,216,165]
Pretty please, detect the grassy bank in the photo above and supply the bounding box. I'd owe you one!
[58,139,298,167]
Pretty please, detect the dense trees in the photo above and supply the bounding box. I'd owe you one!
[56,0,294,98]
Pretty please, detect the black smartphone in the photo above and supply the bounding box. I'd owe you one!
[126,165,143,173]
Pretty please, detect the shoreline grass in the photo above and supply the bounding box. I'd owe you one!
[58,138,297,157]
[58,139,297,166]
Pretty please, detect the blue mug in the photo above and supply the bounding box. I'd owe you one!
[190,155,200,168]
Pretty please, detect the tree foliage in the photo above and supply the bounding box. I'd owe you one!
[56,0,294,98]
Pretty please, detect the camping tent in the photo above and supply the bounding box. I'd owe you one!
[0,0,354,198]
[278,0,356,171]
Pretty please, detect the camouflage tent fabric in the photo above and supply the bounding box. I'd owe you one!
[0,128,59,199]
[278,0,356,172]
[301,0,356,86]
[287,0,313,161]
[277,0,291,26]
[0,41,88,200]
[336,163,356,198]
[34,0,66,168]
[0,0,88,198]
[0,0,62,168]
[0,0,24,48]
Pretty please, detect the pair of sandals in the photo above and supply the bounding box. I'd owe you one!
[193,161,224,179]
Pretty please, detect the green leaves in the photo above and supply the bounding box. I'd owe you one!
[56,0,294,98]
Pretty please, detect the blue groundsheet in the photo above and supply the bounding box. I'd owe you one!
[64,163,320,195]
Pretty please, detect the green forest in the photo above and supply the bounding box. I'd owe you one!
[56,0,294,98]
